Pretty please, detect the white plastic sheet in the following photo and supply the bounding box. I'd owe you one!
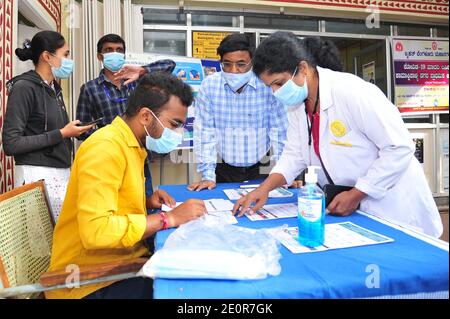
[140,218,283,280]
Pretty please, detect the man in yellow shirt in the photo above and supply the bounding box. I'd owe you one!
[46,73,206,299]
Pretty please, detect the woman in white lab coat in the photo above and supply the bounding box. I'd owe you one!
[232,32,443,237]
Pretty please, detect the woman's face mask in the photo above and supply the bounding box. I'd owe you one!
[144,109,183,154]
[49,53,74,79]
[273,67,308,109]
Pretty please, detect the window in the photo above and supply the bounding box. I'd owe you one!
[142,8,186,25]
[436,26,449,38]
[143,31,186,56]
[325,19,390,35]
[245,15,318,31]
[403,115,434,123]
[327,38,388,96]
[397,24,431,37]
[192,14,239,27]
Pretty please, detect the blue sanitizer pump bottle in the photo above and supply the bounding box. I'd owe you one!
[297,166,325,247]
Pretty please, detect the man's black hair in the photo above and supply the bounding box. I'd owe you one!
[97,34,126,53]
[217,33,254,60]
[125,72,193,117]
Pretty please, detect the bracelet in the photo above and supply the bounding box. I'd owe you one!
[159,212,169,230]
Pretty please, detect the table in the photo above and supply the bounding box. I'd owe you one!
[154,182,449,299]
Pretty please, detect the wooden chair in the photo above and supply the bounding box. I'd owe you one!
[0,181,147,298]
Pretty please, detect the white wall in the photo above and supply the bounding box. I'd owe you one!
[15,24,42,76]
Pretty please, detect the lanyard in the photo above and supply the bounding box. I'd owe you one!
[305,86,320,146]
[102,82,132,104]
[305,86,335,185]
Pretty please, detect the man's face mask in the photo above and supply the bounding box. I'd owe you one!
[144,109,183,154]
[102,52,125,72]
[222,69,253,92]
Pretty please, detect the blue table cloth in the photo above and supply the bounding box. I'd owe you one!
[154,182,449,299]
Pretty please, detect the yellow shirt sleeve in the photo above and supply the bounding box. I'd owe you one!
[75,139,147,250]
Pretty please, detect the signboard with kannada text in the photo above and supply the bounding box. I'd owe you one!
[192,31,232,60]
[392,38,449,113]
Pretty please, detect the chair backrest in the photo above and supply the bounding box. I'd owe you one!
[0,181,54,296]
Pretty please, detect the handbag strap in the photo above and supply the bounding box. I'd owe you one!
[318,155,335,185]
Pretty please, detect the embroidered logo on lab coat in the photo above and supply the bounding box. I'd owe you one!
[330,120,347,137]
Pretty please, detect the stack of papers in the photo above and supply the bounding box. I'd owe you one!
[223,187,293,200]
[273,222,394,254]
[204,199,237,224]
[161,199,237,224]
[204,198,234,212]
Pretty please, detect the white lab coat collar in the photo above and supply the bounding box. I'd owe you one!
[316,66,333,111]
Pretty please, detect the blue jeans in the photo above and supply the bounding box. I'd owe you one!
[144,160,153,198]
[83,277,153,299]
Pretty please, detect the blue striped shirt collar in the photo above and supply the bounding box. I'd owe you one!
[95,69,124,86]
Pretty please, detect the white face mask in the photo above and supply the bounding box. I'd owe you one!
[222,69,253,92]
[144,110,183,154]
[273,67,308,109]
[102,52,125,72]
[48,54,74,79]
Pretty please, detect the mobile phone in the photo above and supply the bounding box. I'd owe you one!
[78,117,103,126]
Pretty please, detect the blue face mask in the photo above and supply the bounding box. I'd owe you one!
[222,69,253,92]
[274,67,308,109]
[144,110,183,154]
[103,52,125,72]
[50,55,74,79]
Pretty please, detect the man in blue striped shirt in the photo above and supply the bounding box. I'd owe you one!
[76,34,176,208]
[188,34,288,191]
[76,34,176,140]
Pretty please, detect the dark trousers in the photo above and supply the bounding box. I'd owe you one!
[215,160,268,183]
[83,277,153,299]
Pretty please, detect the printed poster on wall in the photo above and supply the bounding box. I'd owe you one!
[413,138,424,164]
[192,31,232,60]
[441,129,449,193]
[125,53,221,149]
[362,61,376,84]
[391,38,449,113]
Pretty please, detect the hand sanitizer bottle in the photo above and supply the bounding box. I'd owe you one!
[297,166,325,247]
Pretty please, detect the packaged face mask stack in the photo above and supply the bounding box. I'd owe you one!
[139,218,282,280]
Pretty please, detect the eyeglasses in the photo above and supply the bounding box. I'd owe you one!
[147,107,186,130]
[220,61,252,72]
[164,117,185,130]
[151,111,185,130]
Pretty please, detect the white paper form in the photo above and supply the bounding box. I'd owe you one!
[162,199,237,224]
[162,199,234,213]
[204,199,237,224]
[273,222,394,254]
[204,198,234,212]
[161,202,182,212]
[246,203,298,221]
[204,211,238,224]
[223,187,293,200]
